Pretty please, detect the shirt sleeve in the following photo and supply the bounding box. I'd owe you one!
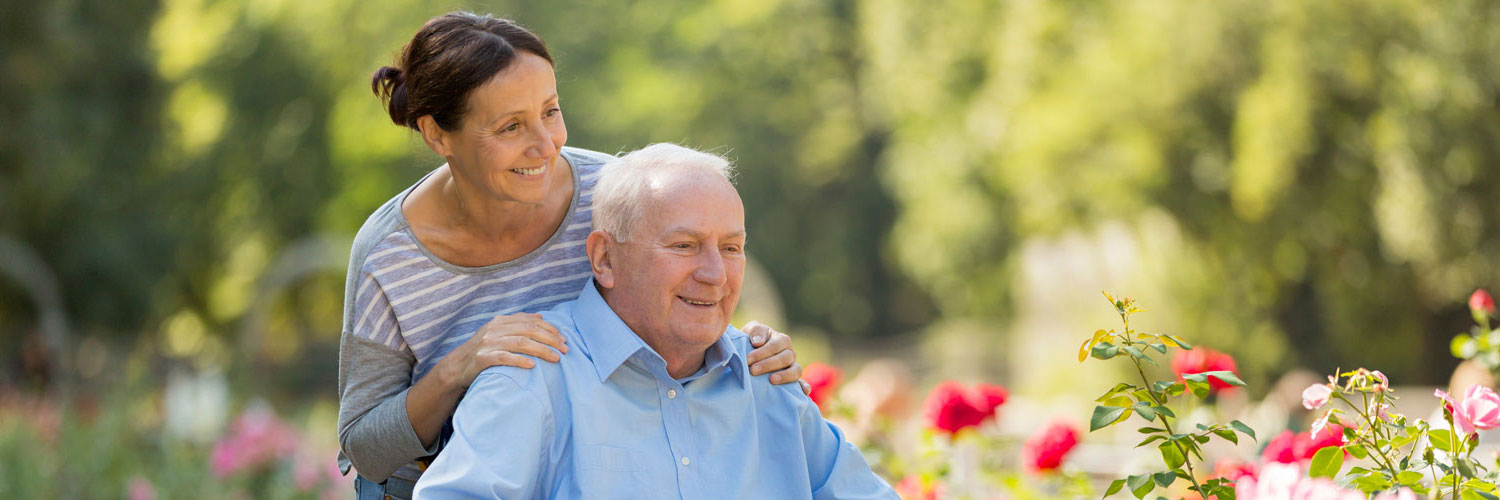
[337,276,438,482]
[799,399,899,500]
[414,369,555,499]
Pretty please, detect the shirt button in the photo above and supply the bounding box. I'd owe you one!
[667,389,678,399]
[681,456,691,466]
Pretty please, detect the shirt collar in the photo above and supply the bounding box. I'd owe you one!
[571,280,748,388]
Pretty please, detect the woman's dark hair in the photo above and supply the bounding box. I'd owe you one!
[372,12,553,131]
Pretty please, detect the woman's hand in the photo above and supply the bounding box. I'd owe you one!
[743,320,810,394]
[436,312,568,393]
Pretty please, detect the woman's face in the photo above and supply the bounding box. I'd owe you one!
[437,51,567,205]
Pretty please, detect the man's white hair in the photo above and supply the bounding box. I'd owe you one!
[592,143,736,241]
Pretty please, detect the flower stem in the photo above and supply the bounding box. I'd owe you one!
[1130,357,1206,496]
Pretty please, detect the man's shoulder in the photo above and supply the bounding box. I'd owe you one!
[467,300,585,401]
[723,326,816,414]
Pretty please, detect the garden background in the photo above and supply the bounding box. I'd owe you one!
[1,0,1498,497]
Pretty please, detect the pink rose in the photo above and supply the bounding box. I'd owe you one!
[1302,384,1332,410]
[1436,386,1500,436]
[1236,462,1365,500]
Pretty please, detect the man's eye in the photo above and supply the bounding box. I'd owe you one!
[672,242,694,250]
[723,245,743,254]
[545,108,561,118]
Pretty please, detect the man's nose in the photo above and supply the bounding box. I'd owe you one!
[693,247,727,287]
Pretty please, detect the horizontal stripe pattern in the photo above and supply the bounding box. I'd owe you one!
[349,157,605,380]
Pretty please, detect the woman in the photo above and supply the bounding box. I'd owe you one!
[337,12,805,499]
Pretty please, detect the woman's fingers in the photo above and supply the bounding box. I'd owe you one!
[746,330,792,366]
[769,362,805,386]
[743,320,771,345]
[478,317,567,354]
[480,351,538,370]
[751,349,797,377]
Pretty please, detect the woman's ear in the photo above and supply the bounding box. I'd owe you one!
[585,230,616,288]
[416,115,452,157]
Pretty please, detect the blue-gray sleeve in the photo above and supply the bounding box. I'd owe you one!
[413,369,554,499]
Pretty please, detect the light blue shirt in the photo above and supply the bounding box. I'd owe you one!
[414,280,897,499]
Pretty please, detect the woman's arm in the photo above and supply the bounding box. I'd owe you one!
[405,312,567,446]
[338,282,565,480]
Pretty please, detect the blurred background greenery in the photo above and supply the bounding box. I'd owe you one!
[0,0,1498,494]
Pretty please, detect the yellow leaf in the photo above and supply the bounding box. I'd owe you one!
[1079,338,1093,363]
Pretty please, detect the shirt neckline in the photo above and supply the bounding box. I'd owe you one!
[394,147,586,275]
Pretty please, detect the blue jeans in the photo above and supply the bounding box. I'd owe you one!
[354,475,415,500]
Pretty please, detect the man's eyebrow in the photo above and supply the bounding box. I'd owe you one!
[660,227,746,239]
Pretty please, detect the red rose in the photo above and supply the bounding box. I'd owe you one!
[803,362,842,412]
[968,384,1008,416]
[1297,423,1346,459]
[1171,347,1240,392]
[1261,430,1299,464]
[1472,289,1496,317]
[923,381,1004,436]
[1212,459,1258,482]
[1023,420,1080,473]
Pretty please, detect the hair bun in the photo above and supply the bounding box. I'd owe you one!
[370,66,411,127]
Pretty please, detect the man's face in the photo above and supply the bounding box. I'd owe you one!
[604,174,746,352]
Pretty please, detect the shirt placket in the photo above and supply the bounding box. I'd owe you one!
[657,373,702,500]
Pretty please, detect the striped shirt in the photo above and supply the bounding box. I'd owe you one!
[338,147,616,486]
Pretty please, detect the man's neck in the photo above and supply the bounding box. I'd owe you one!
[599,288,712,379]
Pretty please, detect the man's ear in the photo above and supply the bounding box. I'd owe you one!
[585,230,617,288]
[416,115,453,157]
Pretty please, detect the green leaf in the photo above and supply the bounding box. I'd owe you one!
[1352,474,1392,491]
[1152,471,1176,487]
[1091,343,1121,360]
[1137,427,1166,434]
[1134,402,1158,422]
[1091,405,1129,431]
[1212,428,1239,445]
[1230,420,1258,442]
[1161,335,1193,350]
[1431,429,1456,452]
[1185,379,1210,398]
[1150,342,1167,354]
[1136,434,1166,447]
[1153,406,1176,419]
[1466,479,1498,492]
[1104,479,1126,498]
[1309,446,1343,478]
[1128,473,1154,499]
[1395,471,1424,486]
[1158,442,1186,469]
[1457,458,1478,479]
[1345,444,1368,459]
[1199,370,1246,387]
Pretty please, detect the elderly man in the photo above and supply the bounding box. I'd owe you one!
[413,144,896,499]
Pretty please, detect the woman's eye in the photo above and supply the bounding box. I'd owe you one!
[500,122,521,134]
